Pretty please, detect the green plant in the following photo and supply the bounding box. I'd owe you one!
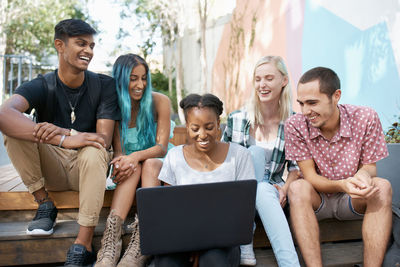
[385,116,400,143]
[151,70,178,113]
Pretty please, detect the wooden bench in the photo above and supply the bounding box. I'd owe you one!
[0,126,373,266]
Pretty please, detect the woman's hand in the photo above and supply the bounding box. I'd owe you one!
[110,153,139,183]
[273,184,287,208]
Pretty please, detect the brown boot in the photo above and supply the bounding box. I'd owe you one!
[117,214,149,267]
[95,210,124,267]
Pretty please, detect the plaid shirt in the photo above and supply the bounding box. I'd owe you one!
[222,109,298,184]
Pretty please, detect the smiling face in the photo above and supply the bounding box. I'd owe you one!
[129,64,147,101]
[254,62,288,104]
[186,107,220,153]
[297,79,341,131]
[56,35,94,72]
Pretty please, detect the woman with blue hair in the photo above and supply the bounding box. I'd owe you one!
[96,54,173,267]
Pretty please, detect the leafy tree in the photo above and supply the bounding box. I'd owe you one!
[125,0,186,124]
[2,0,91,63]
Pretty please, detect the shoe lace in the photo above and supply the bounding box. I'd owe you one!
[34,204,55,220]
[98,215,119,261]
[125,217,142,259]
[65,250,85,265]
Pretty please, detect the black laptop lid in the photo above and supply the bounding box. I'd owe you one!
[136,179,257,255]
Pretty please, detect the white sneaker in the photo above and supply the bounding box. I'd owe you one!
[240,242,256,266]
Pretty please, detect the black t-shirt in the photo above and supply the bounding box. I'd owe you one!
[15,70,121,133]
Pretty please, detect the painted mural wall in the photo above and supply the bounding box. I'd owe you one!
[209,0,400,130]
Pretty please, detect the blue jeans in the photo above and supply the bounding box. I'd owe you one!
[248,145,300,267]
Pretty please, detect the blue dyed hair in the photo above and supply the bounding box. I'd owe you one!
[112,54,156,153]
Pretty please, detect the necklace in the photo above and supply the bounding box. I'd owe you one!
[59,77,86,124]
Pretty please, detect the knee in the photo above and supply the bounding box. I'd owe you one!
[256,182,278,199]
[288,179,313,204]
[200,248,229,266]
[142,158,162,172]
[373,177,392,204]
[78,146,108,167]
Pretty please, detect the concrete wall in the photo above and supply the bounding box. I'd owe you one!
[165,0,400,130]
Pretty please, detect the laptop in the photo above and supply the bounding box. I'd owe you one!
[136,179,257,255]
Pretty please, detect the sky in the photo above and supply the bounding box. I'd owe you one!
[86,0,162,73]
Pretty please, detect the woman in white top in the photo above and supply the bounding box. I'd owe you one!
[156,93,256,267]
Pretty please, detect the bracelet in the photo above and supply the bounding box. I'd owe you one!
[58,135,66,147]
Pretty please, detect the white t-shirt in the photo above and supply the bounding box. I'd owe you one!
[158,143,256,185]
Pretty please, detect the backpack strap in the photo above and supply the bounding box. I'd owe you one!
[85,70,101,108]
[37,71,56,123]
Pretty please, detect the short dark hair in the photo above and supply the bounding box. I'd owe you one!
[54,19,96,42]
[299,67,340,97]
[179,94,223,120]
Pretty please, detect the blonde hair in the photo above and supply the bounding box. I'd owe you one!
[247,56,292,127]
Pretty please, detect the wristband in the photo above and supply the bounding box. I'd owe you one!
[58,135,66,148]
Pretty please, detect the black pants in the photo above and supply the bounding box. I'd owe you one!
[154,246,240,267]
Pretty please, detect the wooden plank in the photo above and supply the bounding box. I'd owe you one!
[0,176,22,192]
[0,190,114,210]
[0,217,136,266]
[0,218,362,266]
[254,241,362,267]
[170,126,188,146]
[253,218,362,248]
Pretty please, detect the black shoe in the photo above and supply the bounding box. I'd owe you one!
[64,244,96,266]
[26,201,58,235]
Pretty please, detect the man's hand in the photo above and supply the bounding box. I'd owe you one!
[342,176,379,199]
[33,122,68,143]
[62,132,106,149]
[273,184,287,207]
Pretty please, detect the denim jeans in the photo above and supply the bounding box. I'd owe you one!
[248,145,300,267]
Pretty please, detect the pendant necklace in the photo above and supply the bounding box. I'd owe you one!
[60,80,85,124]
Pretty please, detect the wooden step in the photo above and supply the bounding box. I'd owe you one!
[0,215,136,266]
[255,241,363,267]
[253,218,362,248]
[0,190,115,211]
[0,217,363,266]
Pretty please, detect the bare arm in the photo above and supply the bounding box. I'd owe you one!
[0,94,67,145]
[297,159,378,199]
[297,159,344,194]
[127,92,171,162]
[112,122,123,157]
[95,118,115,149]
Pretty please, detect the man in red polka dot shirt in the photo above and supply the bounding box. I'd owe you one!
[284,67,392,267]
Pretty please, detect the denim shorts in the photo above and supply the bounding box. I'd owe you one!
[314,192,364,221]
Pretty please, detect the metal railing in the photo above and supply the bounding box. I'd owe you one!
[0,54,55,104]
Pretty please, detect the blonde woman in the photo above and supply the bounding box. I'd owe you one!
[223,56,300,267]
